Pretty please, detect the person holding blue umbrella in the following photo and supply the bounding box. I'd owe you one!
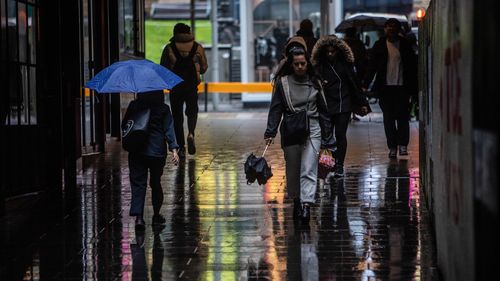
[85,59,184,230]
[122,91,180,230]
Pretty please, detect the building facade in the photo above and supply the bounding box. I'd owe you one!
[1,0,145,213]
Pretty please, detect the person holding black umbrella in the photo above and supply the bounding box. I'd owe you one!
[264,39,331,223]
[123,91,180,229]
[364,18,417,158]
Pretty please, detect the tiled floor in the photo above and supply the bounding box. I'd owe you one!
[3,112,437,280]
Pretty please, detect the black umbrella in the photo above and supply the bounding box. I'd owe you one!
[244,144,273,185]
[335,13,408,33]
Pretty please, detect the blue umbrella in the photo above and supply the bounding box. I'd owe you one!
[85,59,183,93]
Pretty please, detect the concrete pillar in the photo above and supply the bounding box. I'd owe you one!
[210,0,219,110]
[240,0,254,85]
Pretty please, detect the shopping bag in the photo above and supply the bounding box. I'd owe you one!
[318,148,335,179]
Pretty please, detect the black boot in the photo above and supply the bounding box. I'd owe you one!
[301,203,311,223]
[135,216,146,230]
[152,214,166,226]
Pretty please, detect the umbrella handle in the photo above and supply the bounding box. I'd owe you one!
[262,143,270,157]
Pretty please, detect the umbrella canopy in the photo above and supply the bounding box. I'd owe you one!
[244,153,273,185]
[85,59,183,93]
[244,144,273,185]
[335,13,408,33]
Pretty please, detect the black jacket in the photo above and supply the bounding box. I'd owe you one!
[311,35,369,115]
[365,35,418,97]
[122,94,179,157]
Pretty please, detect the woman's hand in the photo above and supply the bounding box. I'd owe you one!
[265,137,274,146]
[171,149,180,166]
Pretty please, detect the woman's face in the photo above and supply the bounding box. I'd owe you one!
[292,54,307,76]
[326,46,339,61]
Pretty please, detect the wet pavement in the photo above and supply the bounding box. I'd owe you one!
[2,111,438,280]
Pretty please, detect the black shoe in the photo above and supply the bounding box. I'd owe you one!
[135,216,145,230]
[152,214,166,226]
[293,198,302,220]
[389,148,397,159]
[187,134,196,155]
[334,164,344,178]
[178,147,186,158]
[301,204,311,223]
[399,146,408,156]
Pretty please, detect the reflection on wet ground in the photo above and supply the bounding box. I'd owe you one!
[3,112,437,280]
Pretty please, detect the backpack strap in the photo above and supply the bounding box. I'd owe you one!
[170,43,181,60]
[188,42,198,59]
[171,41,198,60]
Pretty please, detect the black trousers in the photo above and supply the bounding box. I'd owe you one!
[128,153,166,216]
[169,87,199,148]
[328,112,351,166]
[379,86,411,149]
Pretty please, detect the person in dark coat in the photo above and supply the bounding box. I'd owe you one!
[343,27,368,121]
[296,19,318,57]
[122,91,180,229]
[364,18,418,158]
[264,39,331,224]
[311,35,369,177]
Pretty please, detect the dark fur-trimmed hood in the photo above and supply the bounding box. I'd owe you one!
[311,35,355,65]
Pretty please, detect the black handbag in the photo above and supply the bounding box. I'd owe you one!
[282,109,309,144]
[280,76,311,146]
[122,106,151,152]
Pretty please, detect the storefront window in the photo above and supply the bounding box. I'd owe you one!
[118,0,144,56]
[2,0,38,125]
[253,0,320,80]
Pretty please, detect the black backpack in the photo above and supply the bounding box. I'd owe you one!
[121,103,151,153]
[171,42,198,87]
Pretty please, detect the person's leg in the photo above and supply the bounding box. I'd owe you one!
[185,88,199,155]
[185,89,199,135]
[284,143,302,219]
[379,89,398,150]
[169,91,186,151]
[148,156,166,216]
[331,112,351,166]
[395,91,411,148]
[300,118,321,204]
[283,144,302,200]
[129,154,148,226]
[299,118,321,223]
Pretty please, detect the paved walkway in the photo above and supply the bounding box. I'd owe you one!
[4,111,438,280]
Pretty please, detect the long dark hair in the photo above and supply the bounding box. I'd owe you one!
[273,48,316,83]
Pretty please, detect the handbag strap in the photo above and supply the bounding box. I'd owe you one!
[281,76,312,113]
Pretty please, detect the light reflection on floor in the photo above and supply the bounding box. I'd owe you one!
[9,113,437,281]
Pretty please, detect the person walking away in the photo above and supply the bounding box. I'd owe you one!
[264,41,331,224]
[296,19,318,57]
[161,23,208,157]
[123,91,180,229]
[364,18,418,158]
[311,35,369,177]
